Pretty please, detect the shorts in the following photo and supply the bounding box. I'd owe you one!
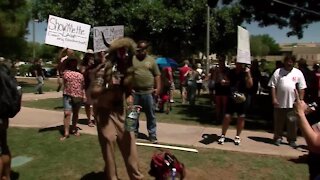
[225,97,246,117]
[63,95,82,111]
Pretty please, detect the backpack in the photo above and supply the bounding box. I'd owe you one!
[0,64,22,118]
[149,151,186,180]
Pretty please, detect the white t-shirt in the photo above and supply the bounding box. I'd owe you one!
[196,68,204,83]
[268,67,307,108]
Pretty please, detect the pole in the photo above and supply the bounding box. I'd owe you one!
[206,5,210,74]
[32,20,36,60]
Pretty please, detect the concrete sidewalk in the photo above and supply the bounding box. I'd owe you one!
[13,92,308,158]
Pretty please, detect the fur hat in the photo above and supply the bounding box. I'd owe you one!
[108,37,136,57]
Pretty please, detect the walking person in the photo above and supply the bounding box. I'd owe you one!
[60,57,86,141]
[268,55,307,148]
[179,60,191,104]
[33,58,45,94]
[132,40,161,143]
[186,64,199,106]
[80,49,96,127]
[90,37,144,180]
[196,63,205,96]
[218,62,253,145]
[56,48,75,92]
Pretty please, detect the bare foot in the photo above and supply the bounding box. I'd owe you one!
[60,135,69,141]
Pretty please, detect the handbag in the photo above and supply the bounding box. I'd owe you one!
[231,91,246,103]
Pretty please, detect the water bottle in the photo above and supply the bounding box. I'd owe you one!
[171,168,177,180]
[125,105,142,132]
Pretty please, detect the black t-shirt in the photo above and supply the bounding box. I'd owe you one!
[229,69,248,94]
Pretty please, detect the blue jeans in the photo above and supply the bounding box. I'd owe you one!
[133,93,157,137]
[35,76,44,93]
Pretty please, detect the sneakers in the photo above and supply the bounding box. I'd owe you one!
[218,135,225,145]
[274,138,282,146]
[234,136,241,145]
[289,141,298,149]
[149,136,158,144]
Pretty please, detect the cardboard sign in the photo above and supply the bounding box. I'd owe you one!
[45,15,91,52]
[93,25,124,52]
[237,26,251,64]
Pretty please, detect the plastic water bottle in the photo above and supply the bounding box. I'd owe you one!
[171,168,177,180]
[125,105,142,132]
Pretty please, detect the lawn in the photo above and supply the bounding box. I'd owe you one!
[17,77,58,93]
[8,128,308,180]
[22,93,273,132]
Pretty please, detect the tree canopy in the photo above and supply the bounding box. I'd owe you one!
[32,0,320,60]
[0,0,30,59]
[250,34,280,57]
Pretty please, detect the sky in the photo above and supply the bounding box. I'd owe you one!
[25,20,320,44]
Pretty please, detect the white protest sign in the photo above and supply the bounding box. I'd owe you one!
[45,15,91,52]
[93,25,124,52]
[237,26,251,64]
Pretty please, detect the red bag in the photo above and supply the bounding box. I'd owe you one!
[149,151,186,180]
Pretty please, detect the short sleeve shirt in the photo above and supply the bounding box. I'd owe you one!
[268,67,307,108]
[132,55,161,93]
[63,70,85,98]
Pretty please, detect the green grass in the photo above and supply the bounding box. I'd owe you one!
[22,93,272,132]
[17,78,58,93]
[22,93,216,127]
[8,128,308,180]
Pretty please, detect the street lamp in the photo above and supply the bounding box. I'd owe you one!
[32,19,39,60]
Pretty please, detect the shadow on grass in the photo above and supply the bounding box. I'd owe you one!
[81,171,105,180]
[289,154,308,164]
[38,125,64,135]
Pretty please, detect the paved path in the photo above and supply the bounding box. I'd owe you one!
[12,91,308,158]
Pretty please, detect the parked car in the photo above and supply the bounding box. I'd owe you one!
[42,67,57,77]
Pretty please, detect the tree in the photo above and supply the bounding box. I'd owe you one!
[250,34,280,57]
[0,0,30,59]
[32,0,320,61]
[33,0,241,61]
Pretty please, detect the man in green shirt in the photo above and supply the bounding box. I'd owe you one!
[132,40,161,143]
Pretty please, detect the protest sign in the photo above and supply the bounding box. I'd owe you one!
[237,26,251,64]
[45,15,91,52]
[93,25,124,52]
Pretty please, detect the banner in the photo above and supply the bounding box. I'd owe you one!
[93,25,124,52]
[45,15,91,52]
[237,26,251,64]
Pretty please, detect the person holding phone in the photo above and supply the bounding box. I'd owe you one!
[294,90,320,180]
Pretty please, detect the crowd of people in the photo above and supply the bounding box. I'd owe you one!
[2,40,320,179]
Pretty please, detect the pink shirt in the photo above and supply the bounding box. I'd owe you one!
[63,70,85,98]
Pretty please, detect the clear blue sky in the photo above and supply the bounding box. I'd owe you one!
[25,20,320,44]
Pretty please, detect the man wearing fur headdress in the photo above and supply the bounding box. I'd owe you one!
[90,37,144,180]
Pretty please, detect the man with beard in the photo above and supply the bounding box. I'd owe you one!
[131,40,161,143]
[91,37,144,180]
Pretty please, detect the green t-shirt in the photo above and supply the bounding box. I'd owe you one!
[132,55,160,93]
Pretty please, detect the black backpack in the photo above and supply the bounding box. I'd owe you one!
[0,64,22,118]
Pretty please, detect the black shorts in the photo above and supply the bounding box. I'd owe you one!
[225,97,246,117]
